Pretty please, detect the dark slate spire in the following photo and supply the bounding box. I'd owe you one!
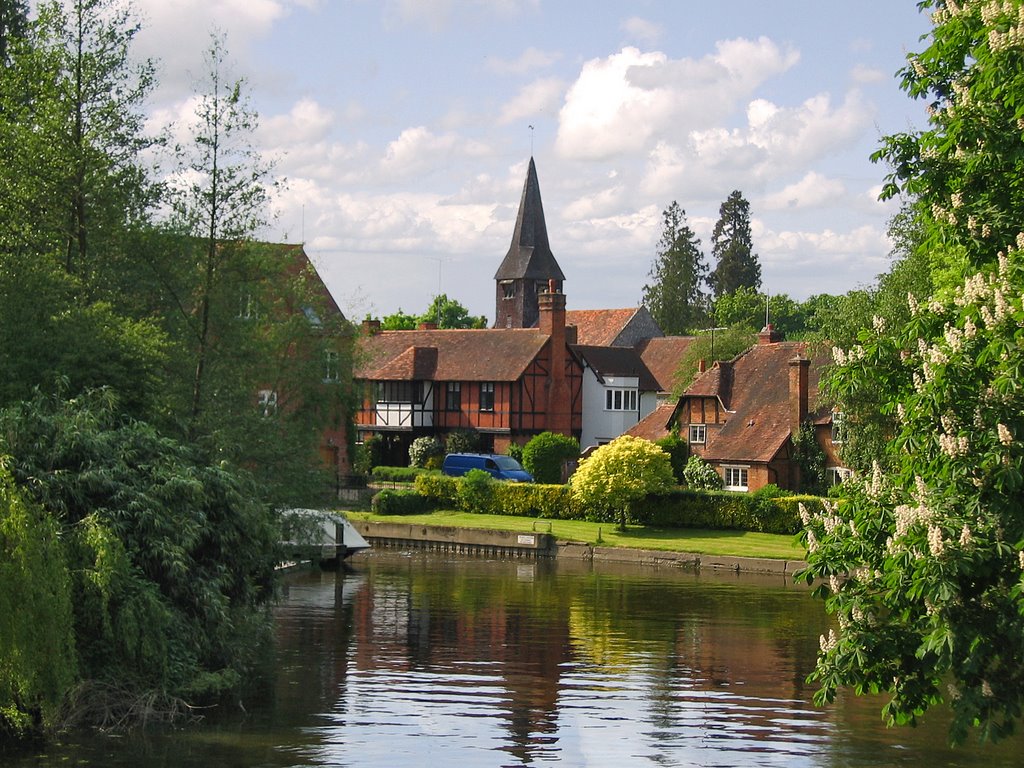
[494,157,565,282]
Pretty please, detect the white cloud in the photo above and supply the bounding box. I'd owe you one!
[498,77,566,125]
[487,47,561,75]
[562,185,626,220]
[621,17,663,46]
[379,127,491,178]
[850,63,887,84]
[260,98,335,146]
[762,172,846,210]
[555,39,800,161]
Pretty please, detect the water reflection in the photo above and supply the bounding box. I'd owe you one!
[8,551,1021,767]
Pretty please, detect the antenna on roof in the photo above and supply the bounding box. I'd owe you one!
[301,205,305,245]
[528,124,534,156]
[765,293,770,328]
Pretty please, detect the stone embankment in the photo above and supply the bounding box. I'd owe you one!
[349,520,806,576]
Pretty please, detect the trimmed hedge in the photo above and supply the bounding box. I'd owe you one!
[372,465,433,483]
[371,489,435,515]
[632,489,804,534]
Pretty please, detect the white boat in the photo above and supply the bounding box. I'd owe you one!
[280,509,371,566]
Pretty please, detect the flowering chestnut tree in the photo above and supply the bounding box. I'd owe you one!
[804,1,1024,743]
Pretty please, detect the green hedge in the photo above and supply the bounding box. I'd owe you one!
[408,473,822,534]
[371,489,436,515]
[632,489,806,534]
[371,465,435,483]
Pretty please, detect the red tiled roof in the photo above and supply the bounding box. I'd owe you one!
[682,342,829,464]
[636,336,695,393]
[624,403,676,442]
[356,328,549,382]
[565,308,640,346]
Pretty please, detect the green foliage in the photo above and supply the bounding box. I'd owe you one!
[522,431,580,484]
[506,442,524,463]
[458,469,495,514]
[0,390,278,710]
[654,435,688,484]
[418,293,487,329]
[672,326,756,393]
[354,435,381,476]
[792,422,828,495]
[371,465,432,483]
[0,466,76,741]
[414,472,460,508]
[633,489,804,534]
[715,286,809,339]
[642,201,708,334]
[379,309,418,330]
[445,429,479,455]
[709,190,761,298]
[371,489,434,515]
[409,436,444,468]
[683,455,723,491]
[571,436,675,524]
[491,482,577,519]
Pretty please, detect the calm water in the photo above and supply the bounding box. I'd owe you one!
[10,551,1023,767]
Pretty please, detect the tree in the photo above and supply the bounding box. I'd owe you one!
[671,326,756,394]
[380,308,417,330]
[682,455,721,491]
[642,201,708,334]
[522,431,579,484]
[804,1,1024,743]
[418,293,486,329]
[570,435,674,527]
[709,190,761,299]
[0,0,27,66]
[714,286,809,339]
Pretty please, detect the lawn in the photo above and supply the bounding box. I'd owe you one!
[344,510,806,561]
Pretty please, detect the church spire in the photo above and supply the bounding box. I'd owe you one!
[494,158,565,328]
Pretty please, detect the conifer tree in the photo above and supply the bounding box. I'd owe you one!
[709,190,761,299]
[641,201,708,334]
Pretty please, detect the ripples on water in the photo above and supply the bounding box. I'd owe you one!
[9,550,1023,767]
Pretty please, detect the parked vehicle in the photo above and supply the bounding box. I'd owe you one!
[441,453,534,482]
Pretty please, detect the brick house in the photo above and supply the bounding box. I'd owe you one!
[354,284,583,464]
[627,325,847,492]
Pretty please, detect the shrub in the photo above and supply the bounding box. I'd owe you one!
[458,469,495,514]
[492,482,578,519]
[571,435,675,525]
[506,442,524,464]
[414,473,460,507]
[632,489,804,534]
[371,489,435,515]
[522,432,580,484]
[371,465,428,483]
[683,455,722,490]
[655,435,689,483]
[445,429,479,455]
[408,436,444,468]
[354,434,382,475]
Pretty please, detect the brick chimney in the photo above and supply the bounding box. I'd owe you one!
[789,354,810,436]
[697,359,706,373]
[758,323,781,345]
[538,279,571,435]
[361,318,381,335]
[418,321,437,330]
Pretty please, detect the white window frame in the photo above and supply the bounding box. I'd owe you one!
[723,465,749,491]
[826,467,853,486]
[688,424,706,444]
[831,411,847,443]
[258,389,278,418]
[604,387,638,411]
[324,350,339,382]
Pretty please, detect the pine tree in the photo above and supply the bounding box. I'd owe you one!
[641,201,708,334]
[709,190,761,299]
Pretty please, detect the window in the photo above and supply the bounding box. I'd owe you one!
[831,411,847,443]
[501,281,515,299]
[688,424,706,444]
[479,382,495,411]
[375,381,419,404]
[827,467,853,486]
[605,388,638,411]
[238,288,259,320]
[723,465,749,491]
[302,306,322,326]
[324,350,339,382]
[257,389,277,418]
[446,382,461,411]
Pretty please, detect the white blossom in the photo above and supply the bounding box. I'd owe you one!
[829,574,842,595]
[982,680,994,698]
[998,423,1013,446]
[819,628,838,653]
[928,525,945,557]
[872,315,886,334]
[908,292,920,316]
[959,524,973,547]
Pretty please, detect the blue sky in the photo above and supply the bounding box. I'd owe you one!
[131,1,934,323]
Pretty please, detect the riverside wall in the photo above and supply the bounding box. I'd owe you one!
[349,520,806,576]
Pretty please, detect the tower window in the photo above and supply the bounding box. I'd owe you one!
[501,281,515,299]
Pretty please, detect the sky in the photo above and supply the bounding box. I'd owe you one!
[126,0,934,324]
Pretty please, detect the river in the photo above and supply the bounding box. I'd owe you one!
[9,550,1022,767]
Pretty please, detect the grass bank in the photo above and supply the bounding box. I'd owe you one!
[345,510,805,560]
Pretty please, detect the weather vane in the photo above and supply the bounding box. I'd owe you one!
[528,124,534,155]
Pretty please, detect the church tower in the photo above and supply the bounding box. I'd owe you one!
[494,157,565,328]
